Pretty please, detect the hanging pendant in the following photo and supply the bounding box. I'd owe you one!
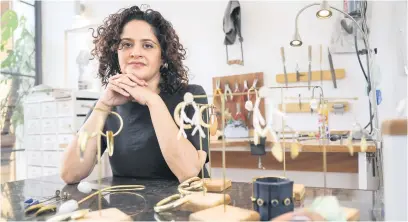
[271,142,283,162]
[360,136,367,152]
[107,131,114,156]
[290,142,300,159]
[347,132,354,156]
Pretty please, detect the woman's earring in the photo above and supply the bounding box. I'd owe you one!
[162,62,168,69]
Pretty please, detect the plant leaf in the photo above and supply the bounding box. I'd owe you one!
[1,10,18,51]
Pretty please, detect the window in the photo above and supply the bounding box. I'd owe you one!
[0,0,41,183]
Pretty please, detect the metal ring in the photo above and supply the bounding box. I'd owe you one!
[271,199,279,207]
[199,104,211,128]
[154,194,187,213]
[284,198,291,206]
[256,198,264,206]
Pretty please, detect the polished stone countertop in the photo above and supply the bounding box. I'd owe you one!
[1,175,376,221]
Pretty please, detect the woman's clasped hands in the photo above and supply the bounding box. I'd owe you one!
[99,73,157,108]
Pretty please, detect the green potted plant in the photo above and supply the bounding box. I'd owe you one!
[1,9,36,148]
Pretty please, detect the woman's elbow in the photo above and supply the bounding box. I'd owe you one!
[60,166,80,184]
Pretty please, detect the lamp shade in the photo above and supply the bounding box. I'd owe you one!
[316,0,332,18]
[290,29,302,47]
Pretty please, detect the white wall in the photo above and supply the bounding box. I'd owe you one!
[42,0,406,131]
[41,0,407,186]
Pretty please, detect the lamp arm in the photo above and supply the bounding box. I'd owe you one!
[330,6,379,137]
[294,3,320,38]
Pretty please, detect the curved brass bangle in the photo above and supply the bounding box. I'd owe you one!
[79,132,89,152]
[173,102,192,129]
[96,110,123,137]
[154,194,188,213]
[178,177,206,195]
[199,105,211,128]
[106,131,114,156]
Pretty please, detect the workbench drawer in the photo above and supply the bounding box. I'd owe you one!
[27,166,42,179]
[57,100,74,117]
[41,102,57,117]
[42,151,62,167]
[41,118,57,134]
[75,100,95,115]
[25,135,41,150]
[42,167,59,177]
[26,151,42,165]
[25,103,41,119]
[42,135,58,150]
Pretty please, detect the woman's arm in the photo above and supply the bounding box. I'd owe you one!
[147,94,207,182]
[60,101,111,184]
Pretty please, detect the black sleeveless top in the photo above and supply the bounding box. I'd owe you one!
[85,84,209,180]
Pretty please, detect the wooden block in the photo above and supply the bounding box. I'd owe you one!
[203,178,232,192]
[381,118,408,135]
[179,192,231,212]
[79,208,131,221]
[278,101,349,113]
[293,184,305,201]
[344,207,360,221]
[227,60,244,65]
[189,204,260,221]
[276,69,345,83]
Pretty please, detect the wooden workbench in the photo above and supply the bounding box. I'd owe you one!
[208,136,376,173]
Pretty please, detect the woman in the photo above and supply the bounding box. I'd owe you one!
[61,5,209,184]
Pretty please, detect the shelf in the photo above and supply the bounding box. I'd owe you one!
[276,69,345,84]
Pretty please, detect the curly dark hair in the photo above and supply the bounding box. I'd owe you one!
[90,5,189,94]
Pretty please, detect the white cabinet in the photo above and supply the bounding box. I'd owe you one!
[21,88,100,179]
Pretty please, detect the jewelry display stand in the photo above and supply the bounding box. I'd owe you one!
[186,88,260,221]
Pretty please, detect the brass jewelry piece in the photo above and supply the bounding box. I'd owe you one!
[199,105,211,128]
[153,194,188,213]
[154,177,207,213]
[178,176,206,195]
[290,132,301,159]
[250,196,256,202]
[106,131,114,156]
[97,110,124,137]
[79,132,89,161]
[271,199,279,207]
[209,104,218,136]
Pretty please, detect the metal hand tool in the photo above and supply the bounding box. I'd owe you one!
[280,47,288,87]
[296,62,300,82]
[328,48,337,88]
[308,45,312,90]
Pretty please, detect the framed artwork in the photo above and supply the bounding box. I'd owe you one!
[64,23,102,92]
